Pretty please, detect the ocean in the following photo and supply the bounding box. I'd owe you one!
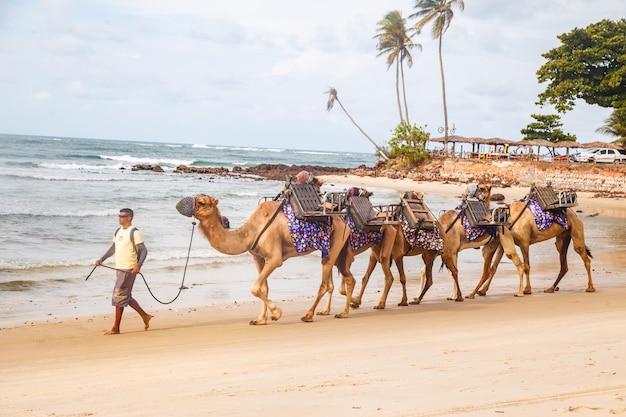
[1,133,623,326]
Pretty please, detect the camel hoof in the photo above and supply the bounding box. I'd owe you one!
[398,302,408,307]
[524,289,532,295]
[477,291,487,297]
[271,308,282,321]
[465,294,475,299]
[373,305,385,310]
[300,316,313,323]
[454,297,464,302]
[350,303,360,309]
[544,287,555,294]
[514,293,524,297]
[334,313,348,319]
[409,300,421,305]
[249,320,266,325]
[586,287,596,293]
[316,310,330,316]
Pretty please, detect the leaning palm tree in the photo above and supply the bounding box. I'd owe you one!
[596,108,626,146]
[410,0,464,155]
[374,10,420,124]
[325,87,389,160]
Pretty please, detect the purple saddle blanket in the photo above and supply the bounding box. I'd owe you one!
[344,216,383,252]
[459,210,489,242]
[527,195,568,231]
[282,202,331,257]
[401,220,444,251]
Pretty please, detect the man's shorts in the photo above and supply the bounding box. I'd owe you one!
[112,270,136,307]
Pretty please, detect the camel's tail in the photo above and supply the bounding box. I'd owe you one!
[438,260,450,273]
[335,241,351,277]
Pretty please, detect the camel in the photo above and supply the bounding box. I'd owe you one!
[350,224,444,308]
[434,184,526,300]
[335,223,401,308]
[177,194,356,325]
[349,191,453,308]
[467,190,594,298]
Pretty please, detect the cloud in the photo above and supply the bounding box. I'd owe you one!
[0,0,622,152]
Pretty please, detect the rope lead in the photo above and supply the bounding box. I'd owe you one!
[89,220,197,305]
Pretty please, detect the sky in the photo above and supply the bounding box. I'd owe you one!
[0,0,623,153]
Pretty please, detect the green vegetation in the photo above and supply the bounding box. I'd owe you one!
[387,122,431,168]
[536,19,626,112]
[536,19,626,146]
[520,114,576,142]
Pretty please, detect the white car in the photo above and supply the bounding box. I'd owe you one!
[569,148,600,162]
[589,148,626,164]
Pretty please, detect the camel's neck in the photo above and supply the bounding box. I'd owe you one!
[198,209,257,255]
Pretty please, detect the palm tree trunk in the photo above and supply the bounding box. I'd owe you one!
[335,98,390,160]
[438,34,451,157]
[401,61,410,124]
[395,60,403,123]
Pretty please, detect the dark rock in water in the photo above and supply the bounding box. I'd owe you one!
[132,164,164,172]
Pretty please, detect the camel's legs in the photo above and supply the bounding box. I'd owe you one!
[302,258,336,322]
[249,256,282,325]
[410,251,443,304]
[394,255,409,306]
[468,240,502,298]
[351,250,379,308]
[547,223,594,293]
[334,270,356,318]
[498,228,528,297]
[373,251,396,310]
[317,264,336,316]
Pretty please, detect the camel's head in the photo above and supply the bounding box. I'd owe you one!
[403,191,424,200]
[464,184,492,202]
[347,187,373,198]
[176,194,219,218]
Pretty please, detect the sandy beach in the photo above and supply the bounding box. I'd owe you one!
[2,175,625,417]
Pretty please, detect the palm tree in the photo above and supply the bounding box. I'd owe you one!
[325,87,389,160]
[596,108,626,146]
[409,0,464,155]
[374,10,420,124]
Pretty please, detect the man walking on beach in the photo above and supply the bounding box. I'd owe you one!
[95,208,152,335]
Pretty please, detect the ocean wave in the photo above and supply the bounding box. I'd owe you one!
[292,150,340,156]
[0,249,240,271]
[39,162,121,171]
[100,154,192,167]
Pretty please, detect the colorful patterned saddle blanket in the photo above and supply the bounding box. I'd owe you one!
[401,219,444,251]
[282,202,331,257]
[344,215,383,252]
[459,210,491,242]
[527,195,568,231]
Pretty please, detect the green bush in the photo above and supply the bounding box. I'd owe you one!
[387,122,430,167]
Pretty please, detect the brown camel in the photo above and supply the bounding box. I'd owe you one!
[179,194,356,325]
[350,224,444,308]
[435,184,526,300]
[349,191,452,308]
[467,193,594,298]
[335,223,400,308]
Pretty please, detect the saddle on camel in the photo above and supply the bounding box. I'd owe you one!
[467,182,594,298]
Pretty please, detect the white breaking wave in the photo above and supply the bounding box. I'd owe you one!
[100,154,193,166]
